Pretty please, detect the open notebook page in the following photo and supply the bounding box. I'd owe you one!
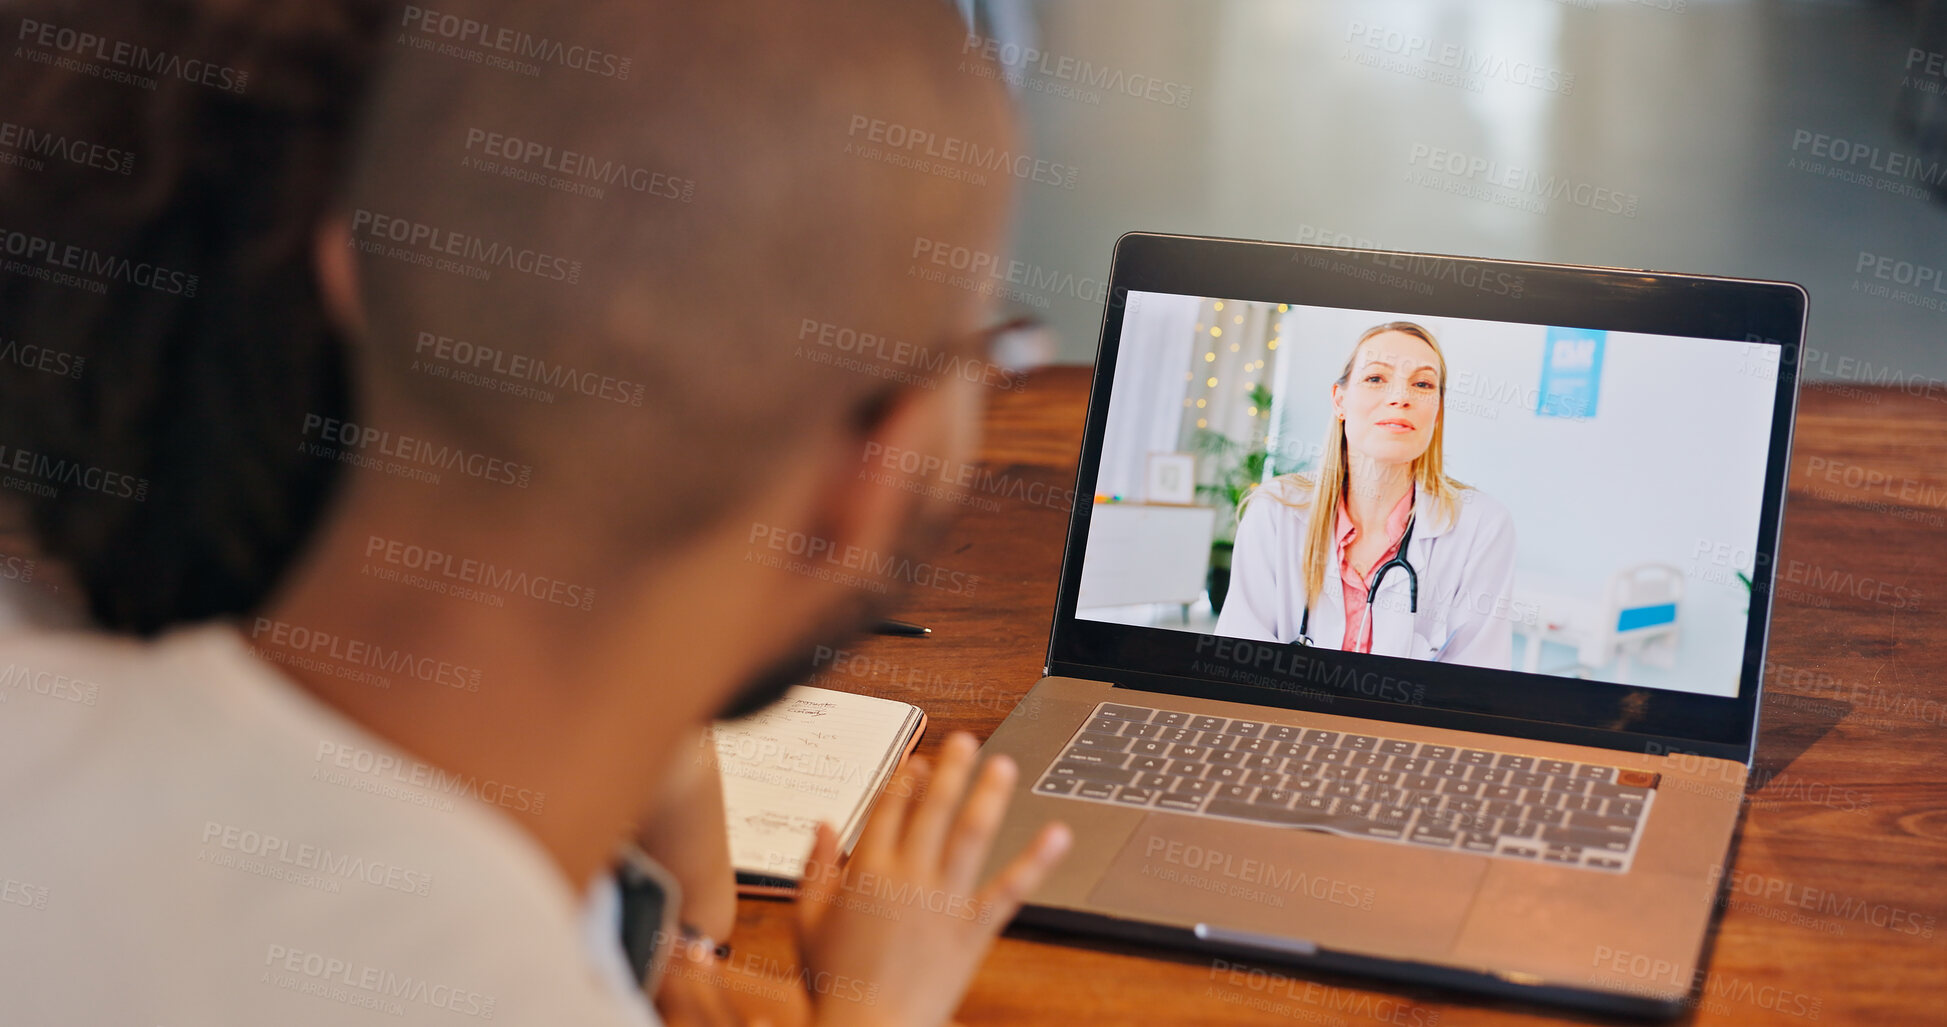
[712,685,923,881]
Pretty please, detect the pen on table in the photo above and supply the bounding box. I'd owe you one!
[872,618,931,637]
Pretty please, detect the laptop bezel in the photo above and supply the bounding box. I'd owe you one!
[1042,232,1806,764]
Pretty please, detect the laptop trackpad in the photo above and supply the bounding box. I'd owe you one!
[1085,813,1489,963]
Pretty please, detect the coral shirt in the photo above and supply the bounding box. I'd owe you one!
[1334,490,1414,653]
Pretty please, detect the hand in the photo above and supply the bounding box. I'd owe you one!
[659,937,803,1027]
[794,732,1071,1027]
[635,727,738,941]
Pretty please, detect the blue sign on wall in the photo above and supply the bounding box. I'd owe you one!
[1537,326,1605,418]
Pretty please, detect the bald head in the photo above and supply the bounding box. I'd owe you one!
[336,0,1015,552]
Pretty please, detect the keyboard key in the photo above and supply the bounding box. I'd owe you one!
[1440,780,1485,798]
[1402,774,1440,792]
[1152,710,1190,728]
[1217,784,1256,802]
[1072,732,1132,753]
[1496,755,1534,770]
[1234,737,1275,754]
[1576,765,1616,782]
[1191,716,1226,733]
[1430,762,1468,779]
[1565,795,1608,814]
[1225,721,1265,738]
[1302,730,1339,746]
[1259,788,1300,807]
[1567,811,1637,834]
[1170,778,1217,797]
[1316,748,1352,764]
[1084,716,1122,734]
[1321,765,1359,780]
[1542,849,1581,863]
[1129,756,1169,773]
[1482,785,1522,802]
[1472,767,1513,785]
[1241,769,1285,787]
[1343,734,1379,750]
[1115,787,1159,806]
[1048,761,1135,784]
[1588,856,1624,869]
[1130,740,1170,759]
[1380,740,1417,756]
[1206,765,1247,783]
[1060,750,1124,767]
[1459,832,1497,852]
[1242,754,1282,771]
[1274,741,1312,760]
[1193,730,1233,748]
[1208,750,1246,766]
[1167,744,1210,761]
[1036,777,1077,795]
[1263,724,1302,742]
[1348,751,1387,768]
[1135,773,1173,790]
[1098,704,1153,722]
[1366,769,1402,787]
[1420,745,1455,761]
[1457,749,1495,766]
[1589,781,1651,801]
[1612,800,1644,819]
[1409,823,1458,847]
[1503,846,1538,859]
[1542,826,1631,852]
[1154,726,1196,743]
[1536,759,1573,776]
[1165,759,1203,777]
[1156,795,1202,812]
[1076,780,1117,800]
[1124,723,1165,739]
[1510,771,1547,789]
[1392,756,1429,775]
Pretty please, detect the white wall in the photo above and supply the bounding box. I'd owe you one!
[1269,304,1778,695]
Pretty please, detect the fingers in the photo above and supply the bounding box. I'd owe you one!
[795,822,842,937]
[657,944,743,1027]
[973,821,1072,928]
[902,733,979,864]
[941,753,1018,887]
[854,755,928,859]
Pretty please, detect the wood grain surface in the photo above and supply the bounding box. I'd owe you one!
[726,366,1947,1026]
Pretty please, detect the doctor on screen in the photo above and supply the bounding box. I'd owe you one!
[1215,321,1517,669]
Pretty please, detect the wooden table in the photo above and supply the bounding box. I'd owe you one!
[729,366,1947,1026]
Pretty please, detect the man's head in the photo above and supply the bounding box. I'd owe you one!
[284,0,1017,852]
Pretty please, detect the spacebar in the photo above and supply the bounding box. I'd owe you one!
[1203,798,1396,836]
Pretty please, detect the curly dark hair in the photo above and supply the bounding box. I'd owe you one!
[0,0,389,633]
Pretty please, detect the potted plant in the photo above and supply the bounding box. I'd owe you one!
[1191,383,1308,615]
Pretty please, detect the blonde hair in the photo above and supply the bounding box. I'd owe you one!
[1244,321,1468,610]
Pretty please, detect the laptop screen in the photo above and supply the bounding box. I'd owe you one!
[1074,290,1781,700]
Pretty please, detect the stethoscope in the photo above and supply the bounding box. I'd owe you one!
[1296,486,1420,646]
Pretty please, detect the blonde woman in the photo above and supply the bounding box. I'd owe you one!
[1216,322,1517,669]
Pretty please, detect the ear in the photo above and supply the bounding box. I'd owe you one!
[313,215,366,337]
[1330,381,1345,420]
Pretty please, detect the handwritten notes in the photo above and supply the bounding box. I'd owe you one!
[713,685,923,881]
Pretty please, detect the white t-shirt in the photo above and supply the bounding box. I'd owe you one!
[0,623,660,1026]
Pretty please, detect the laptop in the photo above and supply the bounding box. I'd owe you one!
[978,233,1805,1017]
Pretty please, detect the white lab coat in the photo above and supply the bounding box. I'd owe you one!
[1215,480,1517,670]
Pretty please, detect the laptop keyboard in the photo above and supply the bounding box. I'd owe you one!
[1032,702,1658,873]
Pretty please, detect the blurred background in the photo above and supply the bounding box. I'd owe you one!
[964,0,1947,381]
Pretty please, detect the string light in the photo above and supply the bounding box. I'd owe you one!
[1206,376,1218,388]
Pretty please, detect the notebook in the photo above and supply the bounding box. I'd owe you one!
[711,685,926,889]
